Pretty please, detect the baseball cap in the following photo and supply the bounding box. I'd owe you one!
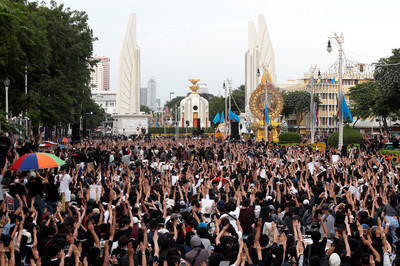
[170,213,181,220]
[322,203,329,210]
[268,205,275,210]
[198,222,207,229]
[190,236,201,247]
[361,224,370,230]
[329,253,341,266]
[303,199,310,205]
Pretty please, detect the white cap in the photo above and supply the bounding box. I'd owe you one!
[303,199,310,205]
[266,196,273,201]
[133,217,140,223]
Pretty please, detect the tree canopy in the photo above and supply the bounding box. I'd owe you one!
[0,0,100,135]
[282,90,319,132]
[348,48,400,132]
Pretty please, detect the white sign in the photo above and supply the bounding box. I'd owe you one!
[201,199,214,213]
[307,162,315,175]
[90,185,102,201]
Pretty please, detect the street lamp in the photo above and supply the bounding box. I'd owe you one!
[257,66,269,143]
[223,82,227,139]
[4,77,10,122]
[327,33,344,150]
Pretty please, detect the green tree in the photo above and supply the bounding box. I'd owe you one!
[282,90,319,133]
[164,96,185,119]
[230,85,245,113]
[0,1,96,139]
[348,81,376,128]
[140,105,151,114]
[209,96,225,126]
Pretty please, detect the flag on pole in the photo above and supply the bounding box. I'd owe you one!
[213,113,220,124]
[261,71,266,86]
[315,105,319,125]
[220,112,224,123]
[155,121,160,127]
[165,106,170,113]
[317,78,321,84]
[342,95,353,122]
[229,110,240,122]
[267,70,272,84]
[332,77,336,83]
[264,105,270,124]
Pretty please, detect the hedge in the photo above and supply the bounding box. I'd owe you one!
[379,149,400,156]
[148,127,215,134]
[278,132,301,143]
[327,125,362,149]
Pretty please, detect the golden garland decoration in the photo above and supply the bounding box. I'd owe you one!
[249,83,284,120]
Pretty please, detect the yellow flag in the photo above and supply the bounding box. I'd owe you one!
[317,78,321,84]
[267,70,272,84]
[261,71,266,86]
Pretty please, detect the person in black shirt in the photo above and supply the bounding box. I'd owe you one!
[45,175,60,214]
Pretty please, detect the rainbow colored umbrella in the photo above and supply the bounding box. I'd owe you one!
[9,153,66,171]
[58,137,72,143]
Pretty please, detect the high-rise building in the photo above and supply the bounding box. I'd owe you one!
[147,77,157,110]
[140,87,147,106]
[90,57,110,91]
[156,98,161,109]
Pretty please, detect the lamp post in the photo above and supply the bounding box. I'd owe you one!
[4,77,10,122]
[223,82,227,139]
[226,78,232,141]
[327,32,344,150]
[310,68,321,144]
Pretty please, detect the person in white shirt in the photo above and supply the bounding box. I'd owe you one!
[58,167,72,213]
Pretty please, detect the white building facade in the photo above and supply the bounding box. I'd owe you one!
[92,91,117,115]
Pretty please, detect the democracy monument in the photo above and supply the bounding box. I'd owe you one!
[114,14,148,135]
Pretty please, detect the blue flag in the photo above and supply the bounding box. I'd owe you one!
[220,112,224,123]
[342,95,353,122]
[213,113,220,124]
[264,104,270,124]
[155,121,160,127]
[229,110,240,122]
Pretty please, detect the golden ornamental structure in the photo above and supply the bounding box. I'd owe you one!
[249,83,284,121]
[188,79,200,94]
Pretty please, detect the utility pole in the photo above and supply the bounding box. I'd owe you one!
[227,78,232,141]
[223,82,227,139]
[327,33,344,150]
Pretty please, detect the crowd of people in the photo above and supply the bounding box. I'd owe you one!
[0,130,399,266]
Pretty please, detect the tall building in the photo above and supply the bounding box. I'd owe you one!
[140,87,147,106]
[147,77,157,110]
[90,57,110,91]
[245,15,277,109]
[156,98,161,109]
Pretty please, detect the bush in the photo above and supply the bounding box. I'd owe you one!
[279,132,301,143]
[327,125,362,149]
[148,127,215,134]
[379,149,400,156]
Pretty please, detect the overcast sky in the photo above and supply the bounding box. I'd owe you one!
[44,0,400,105]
